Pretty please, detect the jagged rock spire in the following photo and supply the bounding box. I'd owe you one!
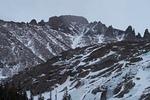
[136,33,142,39]
[143,29,150,41]
[30,19,37,25]
[105,25,113,37]
[144,29,149,34]
[104,25,117,42]
[124,26,136,41]
[132,29,136,36]
[38,20,45,26]
[125,25,132,33]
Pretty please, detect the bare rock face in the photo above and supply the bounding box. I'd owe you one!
[114,79,135,98]
[48,15,89,34]
[140,87,150,100]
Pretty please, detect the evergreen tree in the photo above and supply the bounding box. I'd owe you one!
[62,87,72,100]
[55,90,57,100]
[30,90,34,100]
[100,85,107,100]
[49,91,52,100]
[22,91,28,100]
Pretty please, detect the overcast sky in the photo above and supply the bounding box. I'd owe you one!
[0,0,150,34]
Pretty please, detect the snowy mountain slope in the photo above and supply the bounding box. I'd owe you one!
[0,15,88,77]
[0,15,150,79]
[7,41,150,100]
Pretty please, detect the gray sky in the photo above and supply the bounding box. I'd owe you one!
[0,0,150,34]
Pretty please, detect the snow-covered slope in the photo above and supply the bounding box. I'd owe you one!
[8,41,150,100]
[1,15,149,79]
[0,15,121,78]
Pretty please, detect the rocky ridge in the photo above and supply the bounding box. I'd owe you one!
[0,15,150,78]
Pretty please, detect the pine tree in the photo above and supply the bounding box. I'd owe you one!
[22,91,28,100]
[62,87,72,100]
[49,91,52,100]
[55,90,57,100]
[100,85,107,100]
[30,90,34,100]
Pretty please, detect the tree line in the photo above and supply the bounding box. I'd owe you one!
[0,83,28,100]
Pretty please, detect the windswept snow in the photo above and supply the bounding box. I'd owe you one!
[71,34,84,49]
